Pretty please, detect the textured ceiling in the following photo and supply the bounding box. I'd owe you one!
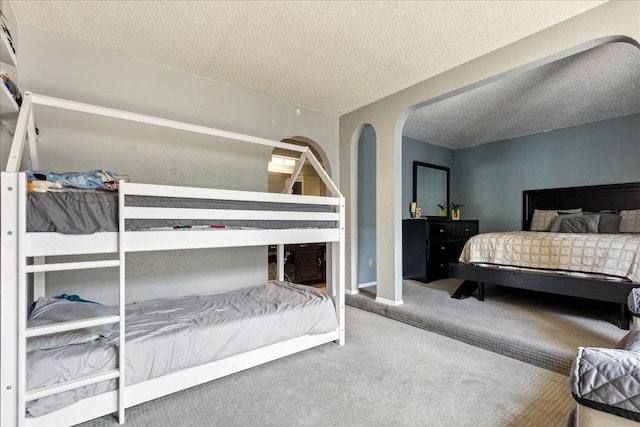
[403,42,640,149]
[9,0,608,116]
[10,0,635,149]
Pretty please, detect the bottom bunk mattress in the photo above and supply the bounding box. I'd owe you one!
[26,281,338,417]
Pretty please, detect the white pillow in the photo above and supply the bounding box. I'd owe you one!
[530,208,582,231]
[620,209,640,233]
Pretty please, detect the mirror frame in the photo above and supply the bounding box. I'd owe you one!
[412,161,450,219]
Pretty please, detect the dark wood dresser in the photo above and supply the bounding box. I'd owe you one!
[268,243,326,284]
[290,243,326,284]
[402,218,479,283]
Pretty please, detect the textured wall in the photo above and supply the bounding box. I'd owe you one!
[340,2,640,302]
[15,26,339,305]
[453,113,640,232]
[402,137,455,219]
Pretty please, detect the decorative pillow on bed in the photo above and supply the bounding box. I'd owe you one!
[558,215,600,233]
[582,211,622,234]
[620,209,640,233]
[549,213,583,232]
[27,297,117,351]
[530,208,582,231]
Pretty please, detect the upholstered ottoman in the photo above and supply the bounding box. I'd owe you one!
[567,288,640,426]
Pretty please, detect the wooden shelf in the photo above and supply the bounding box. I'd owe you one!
[0,81,19,116]
[0,27,17,68]
[1,17,20,132]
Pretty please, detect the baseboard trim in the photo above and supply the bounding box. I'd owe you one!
[375,297,404,306]
[358,281,377,288]
[344,288,360,295]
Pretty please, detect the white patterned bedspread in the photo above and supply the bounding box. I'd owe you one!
[459,231,640,283]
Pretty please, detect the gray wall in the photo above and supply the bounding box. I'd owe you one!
[356,107,637,288]
[357,125,376,285]
[339,2,640,301]
[402,136,455,219]
[13,26,339,305]
[453,113,640,232]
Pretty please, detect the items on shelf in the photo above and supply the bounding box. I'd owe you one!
[409,201,422,218]
[1,70,21,106]
[1,12,15,54]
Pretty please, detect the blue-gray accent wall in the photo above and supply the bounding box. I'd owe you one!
[358,125,377,285]
[400,112,639,230]
[402,136,455,219]
[364,113,638,282]
[453,113,640,232]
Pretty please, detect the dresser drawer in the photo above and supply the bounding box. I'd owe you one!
[427,223,455,239]
[455,222,478,238]
[427,240,458,257]
[427,257,454,280]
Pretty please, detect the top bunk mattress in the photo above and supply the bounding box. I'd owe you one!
[27,190,336,234]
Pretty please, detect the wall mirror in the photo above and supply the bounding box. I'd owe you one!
[412,161,450,218]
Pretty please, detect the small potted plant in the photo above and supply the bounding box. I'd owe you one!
[451,203,464,220]
[437,203,447,217]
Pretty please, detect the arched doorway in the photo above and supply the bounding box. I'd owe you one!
[267,137,331,288]
[267,137,329,196]
[357,125,377,290]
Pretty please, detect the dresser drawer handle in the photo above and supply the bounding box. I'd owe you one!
[465,228,470,232]
[439,229,444,233]
[440,264,445,268]
[441,246,446,250]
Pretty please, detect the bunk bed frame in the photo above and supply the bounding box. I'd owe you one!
[1,92,345,426]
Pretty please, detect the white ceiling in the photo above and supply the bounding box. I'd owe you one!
[10,0,638,149]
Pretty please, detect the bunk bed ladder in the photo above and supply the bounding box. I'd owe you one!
[12,174,128,426]
[117,179,126,424]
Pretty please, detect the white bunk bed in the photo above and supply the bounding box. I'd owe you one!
[1,92,345,426]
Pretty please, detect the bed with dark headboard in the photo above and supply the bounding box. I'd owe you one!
[450,182,640,329]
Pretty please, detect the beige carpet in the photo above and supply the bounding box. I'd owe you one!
[78,306,574,427]
[347,279,628,375]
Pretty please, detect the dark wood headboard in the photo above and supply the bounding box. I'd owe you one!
[522,182,640,230]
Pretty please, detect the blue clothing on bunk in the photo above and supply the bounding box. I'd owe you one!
[29,294,101,316]
[25,170,120,191]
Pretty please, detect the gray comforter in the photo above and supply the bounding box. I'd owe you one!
[26,282,338,417]
[27,191,335,234]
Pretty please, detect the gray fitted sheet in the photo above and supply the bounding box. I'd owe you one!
[27,190,336,234]
[26,281,338,417]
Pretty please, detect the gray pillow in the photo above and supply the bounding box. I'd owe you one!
[559,215,600,233]
[28,297,117,351]
[530,208,582,231]
[584,211,621,234]
[550,213,583,232]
